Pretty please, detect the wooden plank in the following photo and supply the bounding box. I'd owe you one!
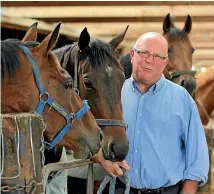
[2,1,214,7]
[192,42,214,49]
[65,22,214,37]
[193,56,214,60]
[2,6,214,18]
[99,30,214,42]
[121,42,214,58]
[122,41,214,49]
[30,16,214,23]
[1,113,45,193]
[1,15,80,40]
[193,60,214,68]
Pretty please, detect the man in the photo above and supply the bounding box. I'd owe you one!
[94,32,209,194]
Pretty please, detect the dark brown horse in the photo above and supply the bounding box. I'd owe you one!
[54,27,129,194]
[1,23,102,165]
[54,26,129,162]
[195,66,214,125]
[120,13,196,97]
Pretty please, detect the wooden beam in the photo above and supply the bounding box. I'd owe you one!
[26,16,214,23]
[1,15,80,40]
[65,22,214,37]
[121,41,214,55]
[193,55,214,60]
[1,15,116,46]
[193,60,214,68]
[2,6,214,18]
[122,41,214,49]
[89,29,214,42]
[192,42,214,49]
[2,1,214,7]
[118,31,214,41]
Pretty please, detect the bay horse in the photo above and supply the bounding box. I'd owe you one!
[1,23,102,193]
[54,26,129,194]
[54,26,129,162]
[120,13,196,97]
[195,66,214,125]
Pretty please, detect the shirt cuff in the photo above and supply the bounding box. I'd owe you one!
[183,168,208,186]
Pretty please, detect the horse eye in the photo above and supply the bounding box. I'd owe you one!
[65,80,73,90]
[83,79,93,90]
[168,48,172,53]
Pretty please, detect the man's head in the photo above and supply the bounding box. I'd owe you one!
[130,32,169,86]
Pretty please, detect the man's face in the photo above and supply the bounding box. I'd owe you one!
[130,37,168,85]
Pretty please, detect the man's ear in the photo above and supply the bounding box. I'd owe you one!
[164,58,169,67]
[130,49,134,59]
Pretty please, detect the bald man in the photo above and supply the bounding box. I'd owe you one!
[94,32,209,194]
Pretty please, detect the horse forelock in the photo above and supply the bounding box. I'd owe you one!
[82,39,120,70]
[164,27,189,42]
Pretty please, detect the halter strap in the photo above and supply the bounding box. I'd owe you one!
[167,69,197,81]
[19,45,90,150]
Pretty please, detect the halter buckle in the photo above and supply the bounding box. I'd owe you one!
[39,92,49,102]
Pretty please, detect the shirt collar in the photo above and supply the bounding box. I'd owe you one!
[130,74,165,94]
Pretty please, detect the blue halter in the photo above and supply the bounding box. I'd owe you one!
[19,45,90,150]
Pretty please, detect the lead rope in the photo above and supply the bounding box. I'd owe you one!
[97,169,130,194]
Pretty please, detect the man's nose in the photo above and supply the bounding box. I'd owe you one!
[145,54,153,62]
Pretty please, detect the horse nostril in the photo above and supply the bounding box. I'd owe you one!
[109,140,129,161]
[110,142,116,158]
[180,79,196,96]
[181,80,185,86]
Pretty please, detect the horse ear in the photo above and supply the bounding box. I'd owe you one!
[39,22,61,55]
[22,22,38,42]
[109,25,129,49]
[163,13,173,33]
[78,27,90,52]
[183,15,192,34]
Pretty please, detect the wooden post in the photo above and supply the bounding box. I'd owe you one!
[1,113,45,194]
[86,164,94,194]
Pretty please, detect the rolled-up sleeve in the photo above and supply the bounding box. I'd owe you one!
[183,99,209,186]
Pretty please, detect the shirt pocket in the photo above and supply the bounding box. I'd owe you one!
[161,113,182,137]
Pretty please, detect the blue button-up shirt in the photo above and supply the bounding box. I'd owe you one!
[121,75,209,189]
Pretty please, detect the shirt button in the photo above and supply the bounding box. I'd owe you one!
[137,131,140,134]
[135,170,138,173]
[133,88,135,91]
[140,113,142,116]
[135,150,138,153]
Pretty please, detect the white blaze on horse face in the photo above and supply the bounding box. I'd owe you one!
[105,66,113,77]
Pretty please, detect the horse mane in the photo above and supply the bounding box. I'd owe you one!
[196,66,214,91]
[85,39,119,68]
[54,39,121,70]
[53,44,74,64]
[120,53,132,79]
[1,39,39,78]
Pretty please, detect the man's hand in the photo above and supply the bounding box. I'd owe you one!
[92,148,130,177]
[180,180,199,194]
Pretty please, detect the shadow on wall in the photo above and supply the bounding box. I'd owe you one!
[1,27,74,49]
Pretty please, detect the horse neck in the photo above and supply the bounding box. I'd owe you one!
[1,60,37,113]
[196,78,214,116]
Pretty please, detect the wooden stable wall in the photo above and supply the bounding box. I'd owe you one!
[1,1,214,68]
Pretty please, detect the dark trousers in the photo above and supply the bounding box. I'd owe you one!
[103,178,183,194]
